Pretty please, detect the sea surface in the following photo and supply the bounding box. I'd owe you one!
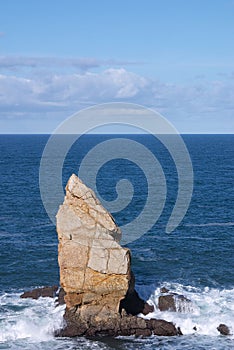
[0,134,233,349]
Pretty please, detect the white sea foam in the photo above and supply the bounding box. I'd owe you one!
[0,292,65,343]
[185,222,234,227]
[0,286,234,349]
[0,291,110,350]
[138,282,234,337]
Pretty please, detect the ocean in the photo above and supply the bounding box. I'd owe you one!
[0,134,233,349]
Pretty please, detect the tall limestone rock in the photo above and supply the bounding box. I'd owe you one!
[56,174,132,316]
[56,174,178,337]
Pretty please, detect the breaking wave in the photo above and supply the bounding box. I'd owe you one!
[1,284,234,349]
[138,282,234,337]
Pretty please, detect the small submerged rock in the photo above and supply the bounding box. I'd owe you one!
[177,326,183,335]
[217,324,231,336]
[158,293,193,313]
[158,294,176,312]
[160,287,170,294]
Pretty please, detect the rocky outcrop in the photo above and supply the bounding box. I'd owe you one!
[56,174,178,337]
[57,308,178,337]
[20,286,58,299]
[158,293,193,313]
[20,286,65,305]
[158,294,177,312]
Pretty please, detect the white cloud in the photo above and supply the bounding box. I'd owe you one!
[0,68,150,111]
[0,61,233,133]
[0,56,137,72]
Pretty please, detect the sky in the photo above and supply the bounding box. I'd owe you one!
[0,0,234,133]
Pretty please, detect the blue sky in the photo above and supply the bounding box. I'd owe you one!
[0,0,234,133]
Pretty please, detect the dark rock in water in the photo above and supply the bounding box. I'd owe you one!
[177,326,183,335]
[160,287,170,294]
[20,286,58,299]
[217,324,230,335]
[158,294,192,312]
[146,318,178,336]
[146,318,179,337]
[142,302,154,315]
[158,295,176,311]
[55,307,178,337]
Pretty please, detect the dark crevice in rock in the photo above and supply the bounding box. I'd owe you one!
[119,289,154,316]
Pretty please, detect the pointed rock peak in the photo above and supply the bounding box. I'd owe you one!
[59,173,122,243]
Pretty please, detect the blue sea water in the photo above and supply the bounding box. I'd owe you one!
[0,134,233,349]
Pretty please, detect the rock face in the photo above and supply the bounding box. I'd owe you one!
[56,174,178,337]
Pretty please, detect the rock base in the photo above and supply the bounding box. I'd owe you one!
[56,307,179,337]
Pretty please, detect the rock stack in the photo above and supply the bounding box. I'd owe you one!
[56,174,178,337]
